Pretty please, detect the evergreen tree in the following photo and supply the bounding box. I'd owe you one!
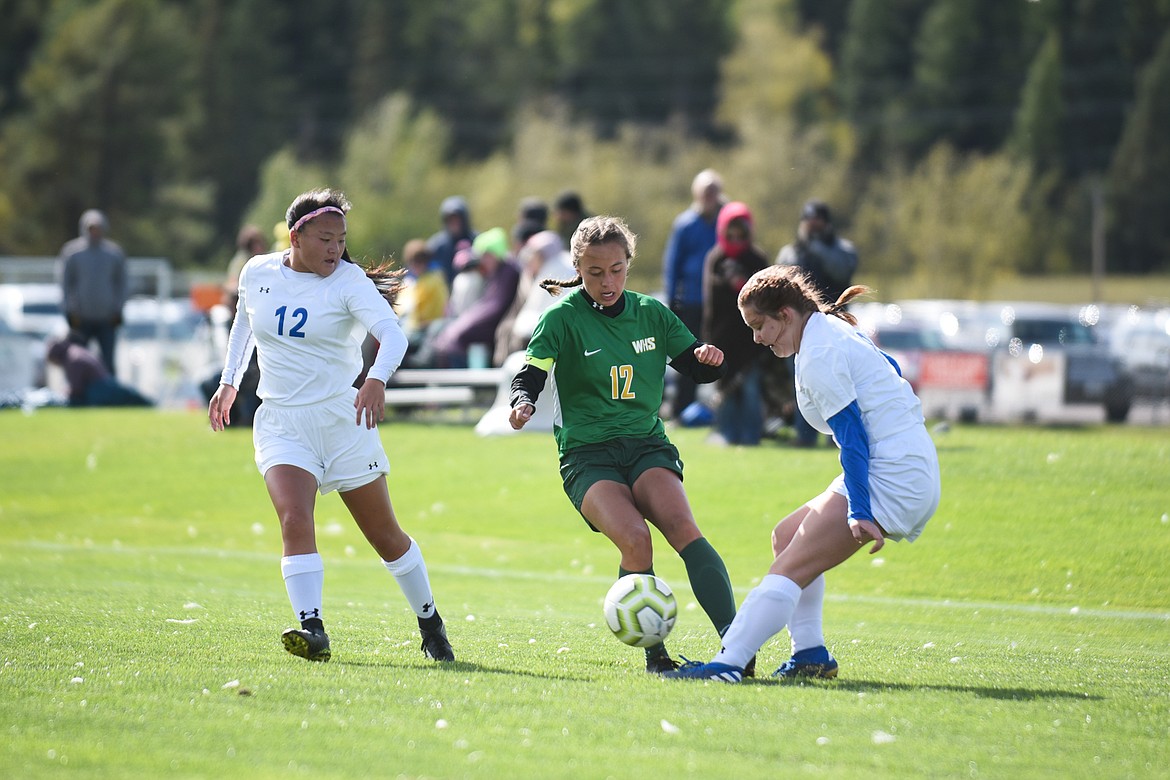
[1107,28,1170,273]
[1057,0,1132,176]
[909,0,1042,157]
[793,0,852,60]
[559,0,733,138]
[1009,31,1064,173]
[838,0,931,166]
[191,0,297,252]
[0,0,43,117]
[0,0,200,253]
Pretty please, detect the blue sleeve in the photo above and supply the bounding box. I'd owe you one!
[826,400,873,523]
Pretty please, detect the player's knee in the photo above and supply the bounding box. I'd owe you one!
[614,521,653,560]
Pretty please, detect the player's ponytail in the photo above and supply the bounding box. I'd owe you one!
[539,274,583,297]
[824,285,869,326]
[360,258,406,306]
[739,265,870,325]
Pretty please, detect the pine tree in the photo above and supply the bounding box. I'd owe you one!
[1107,28,1170,273]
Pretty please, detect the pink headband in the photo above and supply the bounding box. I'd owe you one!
[291,206,345,233]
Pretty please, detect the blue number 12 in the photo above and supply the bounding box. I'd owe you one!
[275,305,308,338]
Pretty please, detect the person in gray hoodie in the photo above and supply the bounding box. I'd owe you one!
[58,209,128,376]
[426,196,478,285]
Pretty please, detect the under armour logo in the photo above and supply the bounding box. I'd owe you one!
[368,461,379,470]
[299,608,320,620]
[258,286,270,293]
[421,602,433,614]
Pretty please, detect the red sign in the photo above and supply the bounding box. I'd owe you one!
[919,352,989,390]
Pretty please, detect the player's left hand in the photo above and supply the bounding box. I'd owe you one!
[848,518,885,553]
[694,343,724,366]
[355,378,386,429]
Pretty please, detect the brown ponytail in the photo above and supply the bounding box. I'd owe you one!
[739,266,870,324]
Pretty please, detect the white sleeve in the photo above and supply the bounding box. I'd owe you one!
[364,317,408,385]
[219,286,256,389]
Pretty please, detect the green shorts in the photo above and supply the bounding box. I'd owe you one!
[559,436,684,528]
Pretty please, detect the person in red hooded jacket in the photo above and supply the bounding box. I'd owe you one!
[701,202,771,445]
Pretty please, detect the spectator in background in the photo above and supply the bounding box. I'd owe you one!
[511,216,545,256]
[426,196,477,284]
[776,199,859,447]
[224,225,271,313]
[58,209,128,377]
[552,190,589,247]
[272,220,291,252]
[663,169,726,421]
[494,230,575,364]
[702,202,770,446]
[430,227,520,368]
[47,336,152,407]
[202,224,270,427]
[396,238,449,361]
[517,196,549,231]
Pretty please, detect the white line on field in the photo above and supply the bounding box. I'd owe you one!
[10,540,1170,623]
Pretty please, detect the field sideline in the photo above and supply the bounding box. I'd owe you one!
[2,410,1168,778]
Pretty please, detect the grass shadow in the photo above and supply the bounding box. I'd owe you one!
[747,676,1102,701]
[332,657,591,682]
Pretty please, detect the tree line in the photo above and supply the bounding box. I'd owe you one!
[0,0,1167,294]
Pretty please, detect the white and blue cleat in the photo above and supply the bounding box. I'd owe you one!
[772,645,838,679]
[664,658,744,683]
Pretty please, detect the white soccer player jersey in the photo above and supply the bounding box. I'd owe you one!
[225,252,398,406]
[794,312,924,440]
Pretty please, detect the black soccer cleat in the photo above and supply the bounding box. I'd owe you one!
[645,653,680,675]
[281,627,331,662]
[420,621,455,662]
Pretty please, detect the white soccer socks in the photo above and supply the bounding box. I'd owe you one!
[712,574,802,669]
[281,552,325,625]
[382,538,438,619]
[788,574,826,653]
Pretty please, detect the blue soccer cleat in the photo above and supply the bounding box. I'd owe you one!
[772,645,838,679]
[664,658,744,683]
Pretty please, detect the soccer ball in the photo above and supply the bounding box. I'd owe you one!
[602,574,678,647]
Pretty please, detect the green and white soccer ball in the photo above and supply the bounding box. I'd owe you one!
[603,574,678,647]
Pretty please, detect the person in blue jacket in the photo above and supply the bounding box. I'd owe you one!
[662,169,725,421]
[668,264,940,683]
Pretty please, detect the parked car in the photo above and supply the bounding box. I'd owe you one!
[0,283,68,340]
[1106,307,1170,404]
[0,317,37,398]
[856,304,990,421]
[987,304,1135,423]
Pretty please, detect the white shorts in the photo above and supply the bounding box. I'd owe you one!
[253,389,390,494]
[829,425,940,542]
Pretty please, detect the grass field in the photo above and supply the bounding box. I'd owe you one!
[2,410,1169,778]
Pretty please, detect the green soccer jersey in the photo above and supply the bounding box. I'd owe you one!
[525,289,697,455]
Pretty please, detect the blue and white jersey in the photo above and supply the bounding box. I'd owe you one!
[795,312,923,440]
[223,252,399,406]
[796,312,939,540]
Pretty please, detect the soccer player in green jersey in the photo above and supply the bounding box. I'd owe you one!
[508,215,746,675]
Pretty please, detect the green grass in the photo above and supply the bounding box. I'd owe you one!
[2,410,1169,778]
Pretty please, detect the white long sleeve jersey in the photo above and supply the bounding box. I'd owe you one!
[220,252,406,406]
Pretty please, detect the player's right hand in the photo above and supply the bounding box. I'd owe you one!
[509,402,534,430]
[208,384,238,432]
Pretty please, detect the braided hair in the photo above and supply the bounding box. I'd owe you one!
[539,215,637,296]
